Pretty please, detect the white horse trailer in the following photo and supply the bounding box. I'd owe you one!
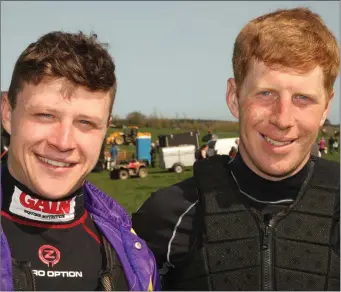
[159,145,196,173]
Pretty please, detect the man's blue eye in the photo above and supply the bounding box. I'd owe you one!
[260,91,272,96]
[37,113,53,118]
[296,95,309,100]
[80,120,97,128]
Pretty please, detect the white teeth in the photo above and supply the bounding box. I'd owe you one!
[264,135,292,146]
[38,156,71,167]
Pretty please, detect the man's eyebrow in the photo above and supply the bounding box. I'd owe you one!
[25,105,106,124]
[24,104,61,114]
[77,114,105,124]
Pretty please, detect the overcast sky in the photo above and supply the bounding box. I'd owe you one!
[1,1,340,123]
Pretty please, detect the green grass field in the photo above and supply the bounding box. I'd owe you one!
[87,128,340,214]
[322,151,340,163]
[87,165,193,214]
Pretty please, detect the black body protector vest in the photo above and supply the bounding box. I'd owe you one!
[168,156,340,291]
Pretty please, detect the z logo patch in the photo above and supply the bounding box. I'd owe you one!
[38,245,61,268]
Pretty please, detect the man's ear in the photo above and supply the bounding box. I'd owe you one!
[1,93,12,135]
[106,115,112,129]
[226,78,239,119]
[320,91,334,127]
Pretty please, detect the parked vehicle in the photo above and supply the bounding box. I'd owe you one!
[106,126,151,146]
[206,137,239,157]
[106,130,125,145]
[158,131,200,150]
[159,145,196,173]
[110,160,148,180]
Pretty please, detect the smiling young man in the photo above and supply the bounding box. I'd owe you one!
[132,8,340,291]
[1,31,159,291]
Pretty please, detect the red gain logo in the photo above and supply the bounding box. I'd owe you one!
[38,245,61,267]
[20,193,72,214]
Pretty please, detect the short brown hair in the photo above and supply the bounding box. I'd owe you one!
[7,31,117,113]
[232,8,340,94]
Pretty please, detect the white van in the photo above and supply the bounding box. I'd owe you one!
[206,137,239,156]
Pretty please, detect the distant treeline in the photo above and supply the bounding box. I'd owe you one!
[111,111,341,135]
[111,111,239,133]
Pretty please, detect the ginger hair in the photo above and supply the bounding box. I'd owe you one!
[232,8,340,94]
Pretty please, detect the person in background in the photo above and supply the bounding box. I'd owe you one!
[155,139,160,154]
[333,137,339,152]
[195,144,209,160]
[150,142,156,168]
[318,136,327,155]
[132,8,339,291]
[228,146,238,159]
[328,135,335,155]
[311,142,322,157]
[202,129,218,143]
[110,142,119,169]
[1,31,159,291]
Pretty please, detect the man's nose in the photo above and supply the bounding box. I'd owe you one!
[269,96,295,130]
[48,121,76,152]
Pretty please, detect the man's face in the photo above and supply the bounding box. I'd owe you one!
[2,79,111,199]
[226,61,332,180]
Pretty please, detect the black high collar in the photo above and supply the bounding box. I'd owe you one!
[229,152,310,205]
[1,165,85,223]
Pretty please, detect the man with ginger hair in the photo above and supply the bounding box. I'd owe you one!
[132,8,340,291]
[1,31,159,291]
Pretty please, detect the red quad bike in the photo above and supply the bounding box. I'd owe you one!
[110,160,148,180]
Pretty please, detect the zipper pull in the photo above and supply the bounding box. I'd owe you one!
[265,225,269,236]
[262,230,269,250]
[262,221,273,250]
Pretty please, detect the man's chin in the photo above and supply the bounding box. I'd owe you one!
[29,168,86,199]
[32,183,79,200]
[257,161,304,181]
